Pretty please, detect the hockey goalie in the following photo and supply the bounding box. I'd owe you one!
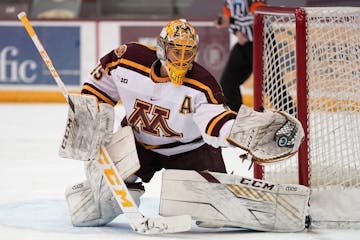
[59,19,308,233]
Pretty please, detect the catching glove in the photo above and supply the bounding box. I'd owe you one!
[227,105,304,164]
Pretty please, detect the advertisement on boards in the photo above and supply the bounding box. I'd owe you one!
[0,26,80,86]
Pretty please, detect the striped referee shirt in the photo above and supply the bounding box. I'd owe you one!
[223,0,266,41]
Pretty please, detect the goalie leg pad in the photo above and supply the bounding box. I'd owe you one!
[84,126,140,182]
[65,180,144,227]
[103,126,140,180]
[160,169,310,232]
[65,126,142,227]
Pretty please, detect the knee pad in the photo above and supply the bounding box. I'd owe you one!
[65,180,144,227]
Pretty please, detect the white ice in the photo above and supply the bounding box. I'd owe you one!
[0,103,359,240]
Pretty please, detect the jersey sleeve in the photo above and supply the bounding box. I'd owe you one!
[80,48,125,106]
[185,64,237,148]
[193,103,236,148]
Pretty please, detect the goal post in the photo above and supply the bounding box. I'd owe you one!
[253,6,309,186]
[253,6,360,228]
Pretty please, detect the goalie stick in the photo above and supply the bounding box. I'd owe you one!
[17,11,192,234]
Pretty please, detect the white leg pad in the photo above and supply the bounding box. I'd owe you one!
[160,169,310,232]
[103,126,140,180]
[65,126,142,227]
[65,180,144,227]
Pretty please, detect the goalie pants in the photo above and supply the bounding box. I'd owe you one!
[134,142,227,183]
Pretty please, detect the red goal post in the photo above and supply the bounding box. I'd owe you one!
[252,6,360,228]
[253,6,309,186]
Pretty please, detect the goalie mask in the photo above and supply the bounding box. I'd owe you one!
[156,19,199,85]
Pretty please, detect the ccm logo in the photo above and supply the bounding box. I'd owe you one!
[98,148,134,207]
[239,177,275,191]
[61,118,73,149]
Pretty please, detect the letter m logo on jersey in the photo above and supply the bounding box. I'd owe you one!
[128,99,182,138]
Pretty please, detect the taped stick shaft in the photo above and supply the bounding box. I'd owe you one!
[17,11,69,101]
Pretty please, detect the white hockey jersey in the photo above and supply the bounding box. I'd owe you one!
[82,43,237,156]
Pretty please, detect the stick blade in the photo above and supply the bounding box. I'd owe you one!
[139,215,192,234]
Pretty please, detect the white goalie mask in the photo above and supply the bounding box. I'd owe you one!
[156,19,199,86]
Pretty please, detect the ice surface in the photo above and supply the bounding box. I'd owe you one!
[0,104,359,240]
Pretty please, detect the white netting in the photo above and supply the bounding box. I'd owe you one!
[260,11,300,185]
[256,7,360,228]
[259,7,360,190]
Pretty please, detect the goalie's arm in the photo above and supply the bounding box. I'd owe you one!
[192,103,237,148]
[193,102,304,164]
[82,47,133,107]
[61,62,121,161]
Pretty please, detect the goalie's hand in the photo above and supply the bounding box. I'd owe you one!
[59,94,114,161]
[227,105,304,164]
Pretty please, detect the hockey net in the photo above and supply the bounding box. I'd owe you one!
[253,6,360,228]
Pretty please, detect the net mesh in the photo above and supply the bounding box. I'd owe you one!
[259,7,360,190]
